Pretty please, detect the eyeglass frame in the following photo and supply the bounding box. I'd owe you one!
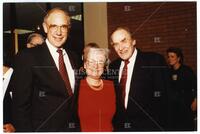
[86,60,106,67]
[46,23,71,33]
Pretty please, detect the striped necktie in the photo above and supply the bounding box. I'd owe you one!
[120,60,129,107]
[57,48,73,96]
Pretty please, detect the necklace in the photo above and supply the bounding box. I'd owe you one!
[86,77,103,91]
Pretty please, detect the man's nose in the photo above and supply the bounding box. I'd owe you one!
[56,27,62,35]
[118,43,123,51]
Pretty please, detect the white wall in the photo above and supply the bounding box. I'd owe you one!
[83,3,108,48]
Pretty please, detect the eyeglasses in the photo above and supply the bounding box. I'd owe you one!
[87,60,105,67]
[48,24,70,33]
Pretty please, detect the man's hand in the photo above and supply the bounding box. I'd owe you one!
[191,98,197,112]
[3,123,15,132]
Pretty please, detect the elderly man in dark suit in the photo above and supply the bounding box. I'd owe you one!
[11,8,80,132]
[109,27,170,131]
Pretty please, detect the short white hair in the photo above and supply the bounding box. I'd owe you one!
[86,48,110,66]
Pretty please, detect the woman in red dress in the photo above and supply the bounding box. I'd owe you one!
[78,48,116,132]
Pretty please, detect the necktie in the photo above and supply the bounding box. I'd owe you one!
[57,48,73,96]
[120,60,130,107]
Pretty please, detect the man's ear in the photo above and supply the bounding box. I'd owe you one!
[132,39,136,46]
[42,22,48,33]
[84,63,86,69]
[178,57,181,63]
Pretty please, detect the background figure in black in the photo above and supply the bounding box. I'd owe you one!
[26,33,44,48]
[3,53,15,132]
[166,47,197,131]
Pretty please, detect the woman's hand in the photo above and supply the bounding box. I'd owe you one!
[3,123,16,132]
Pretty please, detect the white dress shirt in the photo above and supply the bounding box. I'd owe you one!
[46,39,75,92]
[119,49,138,109]
[3,68,13,97]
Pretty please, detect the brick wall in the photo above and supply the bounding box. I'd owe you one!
[107,2,197,73]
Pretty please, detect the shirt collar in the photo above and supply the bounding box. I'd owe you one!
[129,48,137,62]
[3,68,13,80]
[46,39,66,55]
[123,48,137,63]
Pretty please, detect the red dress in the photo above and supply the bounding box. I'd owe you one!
[78,79,116,132]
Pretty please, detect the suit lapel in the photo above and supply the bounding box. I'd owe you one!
[64,49,80,92]
[41,44,57,67]
[65,49,78,70]
[127,50,143,110]
[38,44,69,96]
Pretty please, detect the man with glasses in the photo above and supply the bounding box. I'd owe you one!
[109,27,170,131]
[11,8,80,132]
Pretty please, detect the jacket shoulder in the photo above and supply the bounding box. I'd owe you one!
[109,58,121,69]
[141,51,164,59]
[181,65,196,76]
[139,51,166,65]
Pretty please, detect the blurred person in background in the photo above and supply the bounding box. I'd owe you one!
[26,33,44,48]
[166,47,197,131]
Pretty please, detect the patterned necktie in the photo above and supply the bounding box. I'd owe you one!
[120,60,130,107]
[57,48,73,96]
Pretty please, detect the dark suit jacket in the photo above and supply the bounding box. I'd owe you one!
[11,43,80,132]
[3,89,13,124]
[109,49,170,131]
